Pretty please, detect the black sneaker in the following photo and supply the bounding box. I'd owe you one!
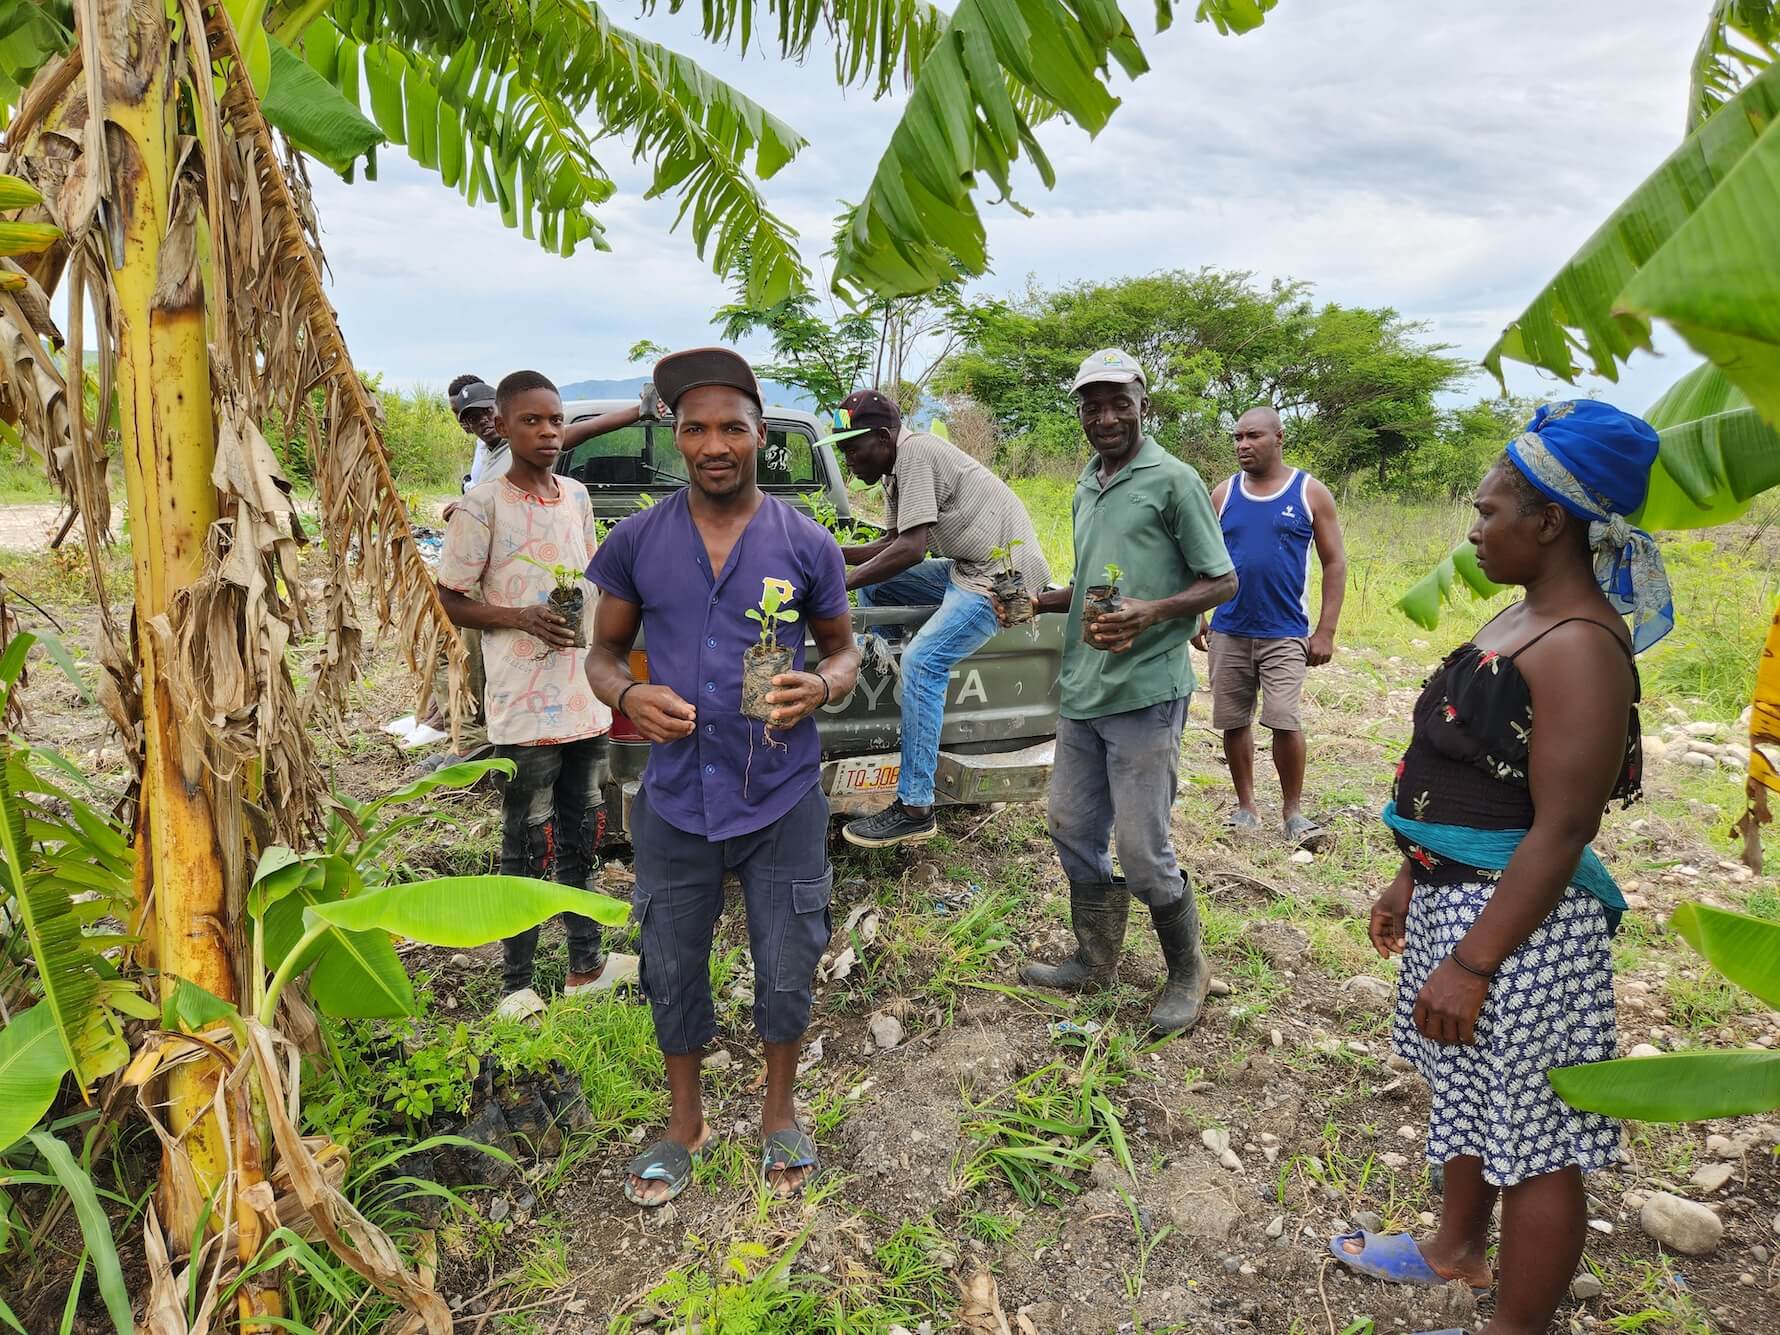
[843,800,937,848]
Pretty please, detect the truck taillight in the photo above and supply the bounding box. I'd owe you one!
[611,651,649,741]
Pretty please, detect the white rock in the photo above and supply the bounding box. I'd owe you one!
[1208,977,1233,997]
[1627,1043,1663,1058]
[701,1049,734,1071]
[1682,752,1716,769]
[1689,1162,1735,1194]
[1265,1215,1285,1239]
[1639,1191,1723,1256]
[1588,1219,1613,1234]
[1202,1127,1231,1156]
[868,1013,905,1051]
[1218,1148,1243,1172]
[1341,975,1394,1006]
[1381,1153,1409,1169]
[1571,1274,1605,1300]
[1684,721,1719,737]
[449,952,475,969]
[1687,740,1722,757]
[1397,1125,1419,1142]
[1289,849,1314,864]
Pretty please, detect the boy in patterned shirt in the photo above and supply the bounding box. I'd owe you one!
[436,370,637,1020]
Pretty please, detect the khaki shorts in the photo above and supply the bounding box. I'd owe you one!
[1208,631,1308,732]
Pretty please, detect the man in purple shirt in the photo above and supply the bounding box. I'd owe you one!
[585,347,860,1208]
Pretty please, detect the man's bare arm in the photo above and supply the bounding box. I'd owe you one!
[844,523,931,591]
[1306,477,1347,666]
[438,585,574,648]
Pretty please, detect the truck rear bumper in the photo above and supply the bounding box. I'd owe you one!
[606,740,1054,834]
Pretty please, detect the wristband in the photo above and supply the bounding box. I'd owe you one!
[617,682,641,717]
[815,672,830,706]
[1448,948,1496,981]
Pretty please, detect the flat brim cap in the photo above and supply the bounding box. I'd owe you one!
[1070,348,1147,394]
[451,382,496,416]
[653,346,762,411]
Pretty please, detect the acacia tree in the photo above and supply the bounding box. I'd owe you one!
[0,0,1285,1326]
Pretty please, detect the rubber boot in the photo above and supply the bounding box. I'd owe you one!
[1148,874,1211,1033]
[1019,881,1129,992]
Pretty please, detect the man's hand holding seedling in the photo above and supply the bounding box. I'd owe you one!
[506,603,578,649]
[762,671,829,729]
[1086,599,1158,653]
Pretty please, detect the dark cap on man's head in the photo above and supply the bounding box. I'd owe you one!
[834,389,901,439]
[450,381,496,418]
[652,346,762,411]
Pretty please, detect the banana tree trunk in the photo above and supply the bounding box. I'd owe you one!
[94,1,235,1239]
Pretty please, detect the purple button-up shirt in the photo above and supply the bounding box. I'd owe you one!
[586,490,848,840]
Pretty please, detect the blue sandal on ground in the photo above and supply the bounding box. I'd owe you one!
[762,1127,819,1197]
[1329,1230,1489,1292]
[623,1135,707,1207]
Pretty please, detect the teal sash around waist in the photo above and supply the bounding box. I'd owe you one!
[1381,799,1626,935]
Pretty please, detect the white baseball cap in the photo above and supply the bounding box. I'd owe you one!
[1070,348,1147,394]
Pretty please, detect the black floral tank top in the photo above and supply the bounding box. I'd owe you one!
[1392,618,1642,861]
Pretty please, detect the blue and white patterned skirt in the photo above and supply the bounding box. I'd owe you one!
[1393,876,1623,1187]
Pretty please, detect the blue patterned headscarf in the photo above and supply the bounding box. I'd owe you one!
[1504,400,1673,653]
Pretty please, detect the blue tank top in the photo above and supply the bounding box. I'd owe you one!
[1209,469,1314,638]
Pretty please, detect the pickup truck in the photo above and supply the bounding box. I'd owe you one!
[559,398,1065,837]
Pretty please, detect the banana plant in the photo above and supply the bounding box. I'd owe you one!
[1550,902,1780,1119]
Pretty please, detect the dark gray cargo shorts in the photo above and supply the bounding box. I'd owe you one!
[629,783,833,1055]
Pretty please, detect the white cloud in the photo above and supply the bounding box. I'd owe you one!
[311,0,1705,412]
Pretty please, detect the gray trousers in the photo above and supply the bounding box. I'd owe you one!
[1046,697,1189,907]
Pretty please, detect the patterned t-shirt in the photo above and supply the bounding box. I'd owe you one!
[435,475,611,746]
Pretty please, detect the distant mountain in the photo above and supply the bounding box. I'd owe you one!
[558,374,816,412]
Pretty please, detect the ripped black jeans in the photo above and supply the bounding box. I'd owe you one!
[495,735,608,994]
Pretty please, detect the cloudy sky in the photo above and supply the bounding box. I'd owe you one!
[310,0,1702,412]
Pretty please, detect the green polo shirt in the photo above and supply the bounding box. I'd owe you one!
[1059,438,1234,721]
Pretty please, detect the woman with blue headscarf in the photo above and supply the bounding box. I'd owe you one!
[1330,401,1669,1335]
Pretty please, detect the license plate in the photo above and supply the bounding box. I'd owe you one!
[831,757,900,794]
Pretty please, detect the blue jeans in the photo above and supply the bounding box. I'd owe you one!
[856,559,1000,807]
[1046,698,1190,908]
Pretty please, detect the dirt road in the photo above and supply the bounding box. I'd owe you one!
[0,502,123,552]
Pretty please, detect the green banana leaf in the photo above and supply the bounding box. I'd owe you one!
[1669,901,1780,1011]
[1689,1,1780,130]
[1484,62,1780,391]
[1617,114,1780,428]
[263,37,383,174]
[1394,539,1504,631]
[0,1005,73,1152]
[1549,1048,1780,1121]
[0,731,100,1086]
[26,1131,131,1334]
[262,857,415,1020]
[162,978,239,1035]
[304,875,633,945]
[1635,362,1780,528]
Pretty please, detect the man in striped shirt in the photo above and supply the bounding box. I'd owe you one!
[833,390,1050,847]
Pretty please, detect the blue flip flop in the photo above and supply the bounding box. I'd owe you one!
[1329,1230,1489,1293]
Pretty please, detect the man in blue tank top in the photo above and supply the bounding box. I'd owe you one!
[1193,406,1347,843]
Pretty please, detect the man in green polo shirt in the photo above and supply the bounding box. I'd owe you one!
[1018,349,1237,1034]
